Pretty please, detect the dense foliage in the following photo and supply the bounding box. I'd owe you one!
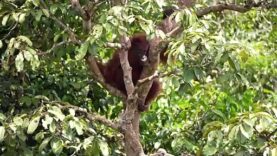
[0,0,276,155]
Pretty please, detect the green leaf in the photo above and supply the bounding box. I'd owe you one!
[27,116,40,134]
[75,121,84,135]
[92,25,103,39]
[12,13,19,22]
[39,137,52,152]
[154,0,166,8]
[42,115,53,129]
[85,144,100,156]
[51,138,63,155]
[2,14,9,26]
[228,125,239,140]
[0,40,3,48]
[18,13,26,23]
[75,41,89,60]
[50,5,58,14]
[175,11,184,23]
[17,36,32,46]
[212,110,226,120]
[203,144,217,156]
[178,43,185,54]
[228,55,240,71]
[48,106,65,121]
[272,108,277,118]
[83,136,94,149]
[194,68,204,81]
[32,0,40,6]
[53,33,61,42]
[0,126,5,142]
[99,140,109,156]
[203,121,223,138]
[42,9,50,18]
[13,116,24,126]
[35,132,45,141]
[49,121,56,133]
[239,124,252,139]
[271,148,277,156]
[183,69,195,82]
[154,142,161,149]
[35,10,42,21]
[15,53,24,72]
[23,50,33,61]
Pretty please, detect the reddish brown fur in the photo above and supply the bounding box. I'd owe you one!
[97,33,166,112]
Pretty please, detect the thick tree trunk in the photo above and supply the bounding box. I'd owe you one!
[122,103,144,156]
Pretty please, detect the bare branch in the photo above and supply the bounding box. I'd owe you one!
[196,1,277,17]
[37,41,77,56]
[138,70,180,84]
[196,4,249,17]
[0,23,18,40]
[118,36,134,96]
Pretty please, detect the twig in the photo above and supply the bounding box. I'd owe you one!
[37,41,76,56]
[138,70,179,84]
[1,23,18,40]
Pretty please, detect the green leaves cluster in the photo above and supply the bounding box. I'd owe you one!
[0,101,114,155]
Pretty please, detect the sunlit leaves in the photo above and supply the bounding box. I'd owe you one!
[203,131,223,155]
[2,14,9,26]
[39,137,52,152]
[48,106,65,121]
[51,138,64,155]
[171,137,198,153]
[32,0,40,7]
[17,36,32,46]
[18,13,26,23]
[34,10,43,21]
[50,5,58,14]
[13,116,24,126]
[27,116,40,134]
[154,0,167,8]
[15,52,24,71]
[92,25,103,39]
[83,136,94,149]
[99,140,109,156]
[0,126,5,142]
[75,41,89,60]
[42,9,50,18]
[138,16,154,34]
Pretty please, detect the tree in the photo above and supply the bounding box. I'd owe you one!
[0,0,276,155]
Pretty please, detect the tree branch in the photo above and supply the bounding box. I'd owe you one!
[138,70,180,84]
[196,1,277,17]
[118,36,134,96]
